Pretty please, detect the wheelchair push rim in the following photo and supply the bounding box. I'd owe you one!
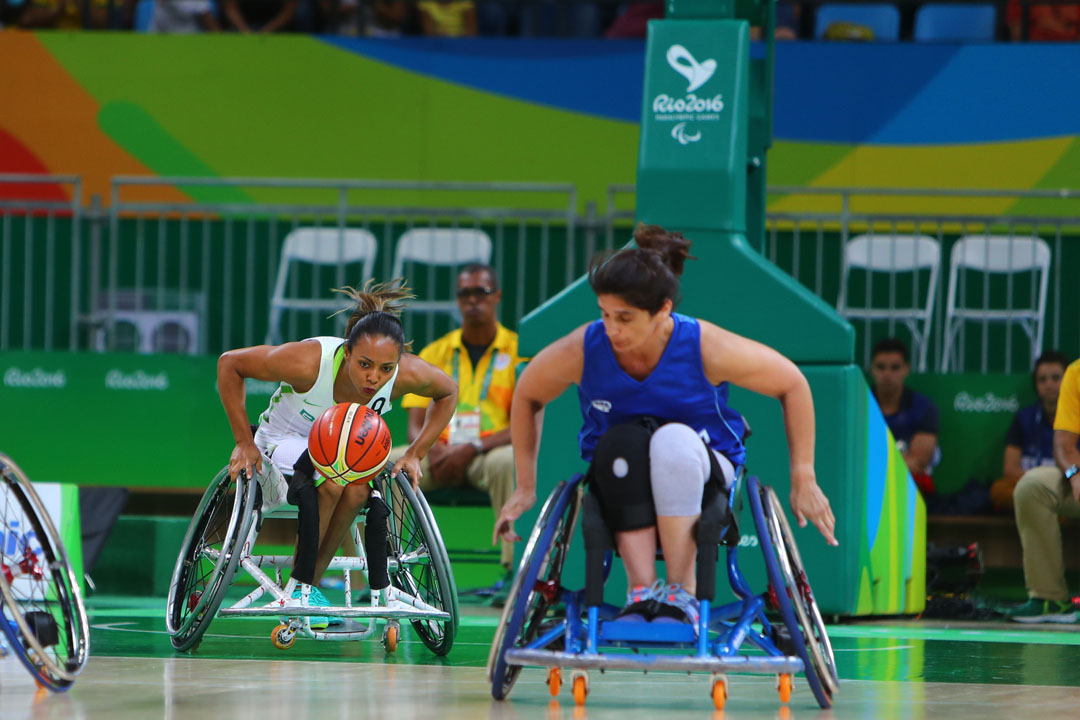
[488,476,582,700]
[383,471,458,656]
[0,452,90,690]
[748,475,836,708]
[762,485,839,693]
[166,466,255,651]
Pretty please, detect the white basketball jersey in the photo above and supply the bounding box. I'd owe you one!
[256,336,397,442]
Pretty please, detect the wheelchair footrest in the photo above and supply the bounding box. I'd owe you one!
[599,618,696,644]
[504,649,805,675]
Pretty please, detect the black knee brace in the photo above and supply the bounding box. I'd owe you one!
[588,419,658,532]
[286,452,319,585]
[364,493,390,591]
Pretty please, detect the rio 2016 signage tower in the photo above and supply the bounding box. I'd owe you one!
[519,1,926,616]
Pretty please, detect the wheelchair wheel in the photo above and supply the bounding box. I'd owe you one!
[382,471,458,656]
[488,476,582,701]
[748,475,838,708]
[166,467,256,652]
[0,453,89,691]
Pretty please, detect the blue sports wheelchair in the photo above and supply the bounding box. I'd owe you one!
[487,461,838,710]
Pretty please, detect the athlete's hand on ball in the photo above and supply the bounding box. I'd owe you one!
[493,488,537,545]
[790,468,838,546]
[392,452,423,492]
[229,441,263,482]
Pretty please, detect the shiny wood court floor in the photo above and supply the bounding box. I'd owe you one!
[2,596,1079,720]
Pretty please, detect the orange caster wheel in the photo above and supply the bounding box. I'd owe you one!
[547,667,562,696]
[711,673,728,710]
[777,673,793,703]
[571,671,588,706]
[383,623,400,653]
[271,623,296,650]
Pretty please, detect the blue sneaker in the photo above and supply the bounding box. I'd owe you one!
[616,580,665,622]
[291,585,335,629]
[652,583,700,634]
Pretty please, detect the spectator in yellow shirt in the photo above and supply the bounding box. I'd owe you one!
[418,0,475,36]
[1007,359,1080,623]
[396,264,524,577]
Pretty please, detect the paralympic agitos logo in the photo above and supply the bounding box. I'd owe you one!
[651,44,724,146]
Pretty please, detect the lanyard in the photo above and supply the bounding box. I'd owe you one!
[451,345,496,402]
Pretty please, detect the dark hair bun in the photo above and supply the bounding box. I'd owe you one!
[633,224,694,277]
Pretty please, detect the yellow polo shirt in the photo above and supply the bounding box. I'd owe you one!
[1054,359,1080,434]
[403,323,526,443]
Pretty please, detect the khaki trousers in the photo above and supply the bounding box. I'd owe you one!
[389,444,515,568]
[1013,465,1080,602]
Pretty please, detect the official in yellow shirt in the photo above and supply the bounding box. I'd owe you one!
[395,264,525,572]
[1009,358,1080,622]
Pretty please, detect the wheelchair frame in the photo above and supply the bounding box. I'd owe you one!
[0,452,90,691]
[488,470,838,710]
[166,459,459,655]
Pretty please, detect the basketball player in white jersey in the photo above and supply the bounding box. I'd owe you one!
[217,281,457,622]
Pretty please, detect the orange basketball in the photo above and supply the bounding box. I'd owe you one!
[308,403,392,484]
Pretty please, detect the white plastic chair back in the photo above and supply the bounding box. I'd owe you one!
[391,228,493,318]
[940,235,1051,371]
[836,234,941,371]
[266,227,377,344]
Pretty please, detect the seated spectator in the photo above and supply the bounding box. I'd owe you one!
[150,0,221,32]
[991,351,1070,511]
[223,0,296,32]
[16,0,126,28]
[1007,0,1080,41]
[752,2,800,41]
[605,1,662,38]
[870,337,940,497]
[354,0,408,36]
[1005,357,1080,623]
[418,0,475,36]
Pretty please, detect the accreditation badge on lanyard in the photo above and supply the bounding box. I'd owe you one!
[448,347,494,445]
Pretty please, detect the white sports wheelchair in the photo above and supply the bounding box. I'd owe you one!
[0,452,90,691]
[166,457,458,655]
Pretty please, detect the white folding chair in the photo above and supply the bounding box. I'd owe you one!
[939,235,1051,372]
[266,227,377,344]
[836,234,941,371]
[391,228,493,318]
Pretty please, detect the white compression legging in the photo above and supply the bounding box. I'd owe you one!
[648,423,736,517]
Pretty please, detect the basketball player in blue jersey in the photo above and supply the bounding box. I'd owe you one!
[494,225,837,627]
[217,281,458,625]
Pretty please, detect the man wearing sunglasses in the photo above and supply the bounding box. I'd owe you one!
[869,337,940,498]
[397,263,526,599]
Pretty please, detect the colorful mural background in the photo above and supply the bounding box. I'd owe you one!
[2,33,1080,213]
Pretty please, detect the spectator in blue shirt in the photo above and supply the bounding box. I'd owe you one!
[870,337,940,497]
[991,350,1071,511]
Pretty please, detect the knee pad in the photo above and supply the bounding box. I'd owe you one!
[364,493,390,591]
[649,424,709,517]
[589,420,656,531]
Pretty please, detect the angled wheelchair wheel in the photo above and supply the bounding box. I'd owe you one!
[748,475,837,709]
[488,476,583,701]
[166,467,256,652]
[0,453,90,691]
[383,472,458,656]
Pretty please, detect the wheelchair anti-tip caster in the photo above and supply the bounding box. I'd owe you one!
[777,673,793,703]
[710,672,728,710]
[271,623,297,650]
[382,620,400,652]
[547,667,562,696]
[570,669,589,706]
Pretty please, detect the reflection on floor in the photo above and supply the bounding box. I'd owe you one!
[1,597,1078,720]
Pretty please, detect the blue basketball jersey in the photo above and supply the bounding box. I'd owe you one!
[577,313,747,466]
